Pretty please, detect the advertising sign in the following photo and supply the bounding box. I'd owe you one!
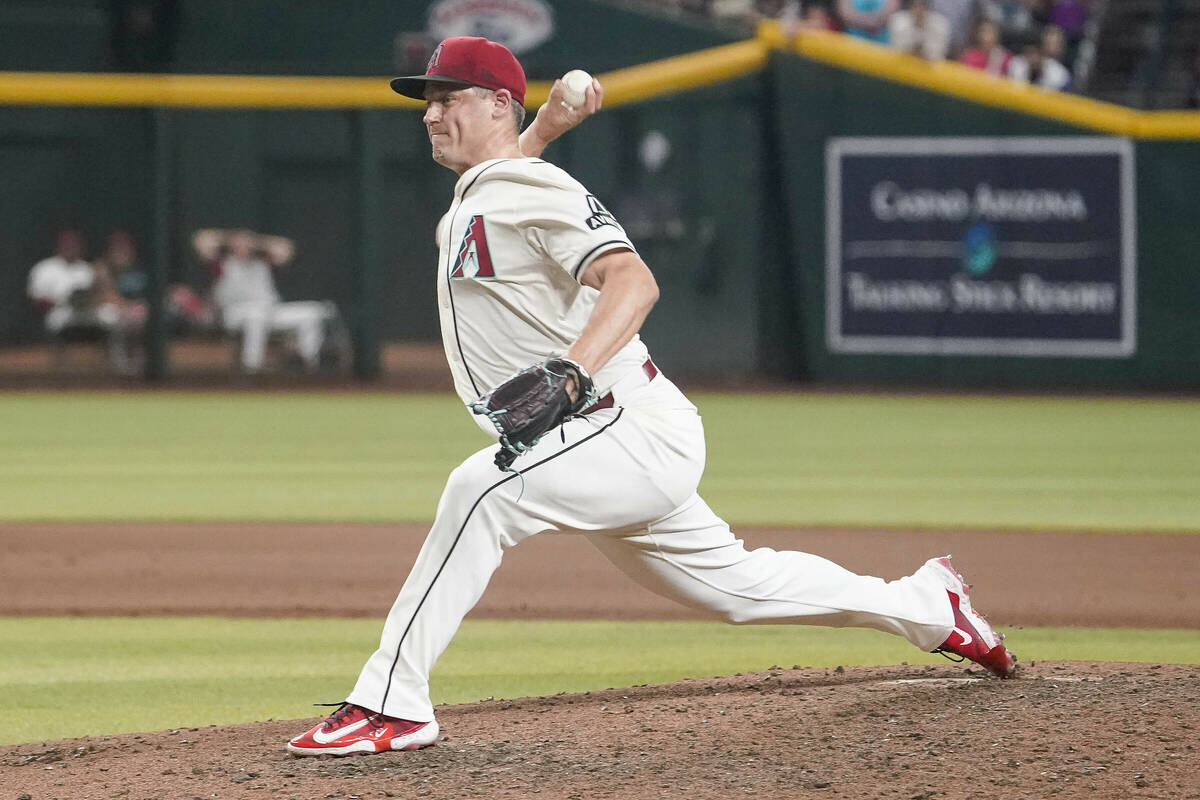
[825,138,1136,357]
[427,0,554,54]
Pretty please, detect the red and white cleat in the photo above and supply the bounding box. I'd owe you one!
[926,556,1017,679]
[287,703,439,757]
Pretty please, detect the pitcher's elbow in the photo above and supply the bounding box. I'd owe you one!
[643,273,660,309]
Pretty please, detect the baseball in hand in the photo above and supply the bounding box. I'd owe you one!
[560,69,593,108]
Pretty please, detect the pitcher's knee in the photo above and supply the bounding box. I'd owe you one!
[721,607,758,625]
[445,452,504,496]
[685,596,755,625]
[443,447,526,510]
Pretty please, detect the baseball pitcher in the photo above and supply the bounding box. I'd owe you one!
[287,36,1016,757]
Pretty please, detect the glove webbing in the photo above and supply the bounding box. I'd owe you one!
[469,357,599,495]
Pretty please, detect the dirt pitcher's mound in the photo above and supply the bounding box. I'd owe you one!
[4,661,1196,800]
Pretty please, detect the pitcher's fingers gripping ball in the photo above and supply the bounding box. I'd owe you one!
[560,69,594,108]
[536,71,603,136]
[470,357,598,471]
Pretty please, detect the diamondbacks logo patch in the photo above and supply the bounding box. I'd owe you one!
[450,215,496,279]
[584,195,618,230]
[428,43,444,70]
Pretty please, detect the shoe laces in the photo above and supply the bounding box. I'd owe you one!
[318,701,392,730]
[934,648,967,664]
[322,703,358,729]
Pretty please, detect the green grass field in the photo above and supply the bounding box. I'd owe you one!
[2,390,1198,745]
[2,391,1198,530]
[4,617,1199,746]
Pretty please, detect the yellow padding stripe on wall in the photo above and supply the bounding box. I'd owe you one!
[548,39,768,107]
[758,21,1200,140]
[0,28,1195,139]
[0,72,419,109]
[0,40,765,111]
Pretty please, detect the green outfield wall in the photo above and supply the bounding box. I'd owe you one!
[769,52,1200,389]
[0,0,732,76]
[3,8,1199,387]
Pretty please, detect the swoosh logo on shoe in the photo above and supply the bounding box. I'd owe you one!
[312,717,372,745]
[952,627,973,648]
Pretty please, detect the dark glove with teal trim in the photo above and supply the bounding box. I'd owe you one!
[469,357,598,472]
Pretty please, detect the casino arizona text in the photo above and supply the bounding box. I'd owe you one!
[870,182,1089,223]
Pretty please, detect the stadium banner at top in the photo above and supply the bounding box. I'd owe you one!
[824,137,1136,358]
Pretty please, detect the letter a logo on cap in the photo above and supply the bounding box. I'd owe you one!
[450,215,495,279]
[428,42,444,70]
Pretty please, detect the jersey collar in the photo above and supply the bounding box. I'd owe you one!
[454,157,521,198]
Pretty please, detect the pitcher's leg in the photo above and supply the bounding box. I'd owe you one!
[347,449,532,721]
[586,494,953,651]
[346,409,664,720]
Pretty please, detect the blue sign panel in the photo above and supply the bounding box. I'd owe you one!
[825,138,1136,357]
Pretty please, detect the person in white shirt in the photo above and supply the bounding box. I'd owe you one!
[27,229,120,335]
[193,228,337,374]
[27,229,134,372]
[1009,25,1071,91]
[286,35,1017,758]
[889,0,953,60]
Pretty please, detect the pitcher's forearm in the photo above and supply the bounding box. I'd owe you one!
[565,251,659,375]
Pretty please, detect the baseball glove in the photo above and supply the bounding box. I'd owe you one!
[469,357,598,471]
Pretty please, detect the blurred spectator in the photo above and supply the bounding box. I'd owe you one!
[838,0,899,43]
[1042,21,1067,61]
[797,1,840,31]
[982,0,1039,45]
[93,230,149,332]
[193,228,338,374]
[1047,0,1087,40]
[1044,1,1085,69]
[93,230,214,336]
[758,0,841,33]
[960,18,1012,75]
[1009,24,1071,90]
[889,0,951,60]
[26,229,128,371]
[27,230,96,326]
[763,0,801,30]
[929,0,982,57]
[711,0,809,28]
[95,231,145,301]
[1028,0,1052,26]
[687,0,837,30]
[710,0,755,23]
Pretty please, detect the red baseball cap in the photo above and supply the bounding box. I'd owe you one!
[390,36,527,105]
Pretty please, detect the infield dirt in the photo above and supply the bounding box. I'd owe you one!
[2,524,1198,799]
[3,524,1198,627]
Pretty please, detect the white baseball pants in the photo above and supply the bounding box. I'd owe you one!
[222,301,331,371]
[348,368,955,722]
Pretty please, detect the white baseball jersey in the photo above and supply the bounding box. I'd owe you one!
[27,256,95,306]
[433,157,651,426]
[212,256,281,310]
[345,153,959,726]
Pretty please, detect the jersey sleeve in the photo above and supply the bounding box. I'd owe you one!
[518,178,636,282]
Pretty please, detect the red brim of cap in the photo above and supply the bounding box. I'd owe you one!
[390,74,480,100]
